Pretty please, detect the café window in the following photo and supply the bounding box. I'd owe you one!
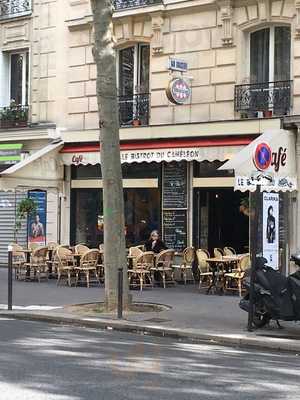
[193,161,234,178]
[71,187,160,248]
[71,162,160,180]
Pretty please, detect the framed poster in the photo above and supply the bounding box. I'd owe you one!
[263,192,279,270]
[27,190,47,246]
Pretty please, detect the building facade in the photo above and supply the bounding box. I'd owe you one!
[0,0,299,269]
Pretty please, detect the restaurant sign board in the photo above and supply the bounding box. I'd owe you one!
[166,78,191,105]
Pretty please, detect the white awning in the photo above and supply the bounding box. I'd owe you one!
[0,141,64,191]
[61,145,244,165]
[220,129,297,192]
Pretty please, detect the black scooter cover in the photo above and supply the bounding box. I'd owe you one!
[287,271,300,319]
[256,266,295,320]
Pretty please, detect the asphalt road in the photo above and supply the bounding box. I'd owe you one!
[0,318,299,400]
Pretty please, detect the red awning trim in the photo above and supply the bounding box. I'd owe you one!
[61,136,255,153]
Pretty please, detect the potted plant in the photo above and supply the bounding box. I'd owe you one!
[15,198,37,241]
[239,197,250,217]
[0,100,29,129]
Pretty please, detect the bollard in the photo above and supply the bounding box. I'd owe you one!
[117,267,123,319]
[7,245,13,311]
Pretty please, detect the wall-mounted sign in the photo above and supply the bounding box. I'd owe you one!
[0,143,22,165]
[166,78,191,105]
[168,58,188,72]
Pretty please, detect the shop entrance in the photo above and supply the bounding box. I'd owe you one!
[193,188,249,254]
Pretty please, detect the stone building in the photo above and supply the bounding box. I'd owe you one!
[0,0,299,269]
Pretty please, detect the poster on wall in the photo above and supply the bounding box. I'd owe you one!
[262,192,279,270]
[27,190,47,246]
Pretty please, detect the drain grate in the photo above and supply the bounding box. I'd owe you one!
[143,318,171,323]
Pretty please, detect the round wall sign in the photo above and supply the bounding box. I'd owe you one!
[166,78,191,105]
[253,142,272,171]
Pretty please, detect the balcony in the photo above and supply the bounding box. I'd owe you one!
[113,0,162,11]
[0,105,29,129]
[234,80,292,117]
[118,93,150,127]
[0,0,31,19]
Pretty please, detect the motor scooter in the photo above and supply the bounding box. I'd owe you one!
[239,255,300,328]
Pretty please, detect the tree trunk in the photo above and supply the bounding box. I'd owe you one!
[91,0,130,310]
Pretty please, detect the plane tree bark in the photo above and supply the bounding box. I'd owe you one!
[91,0,130,310]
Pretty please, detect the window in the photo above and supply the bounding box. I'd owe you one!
[10,52,29,105]
[250,26,291,83]
[118,44,150,126]
[234,26,292,116]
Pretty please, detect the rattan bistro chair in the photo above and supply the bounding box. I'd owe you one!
[24,246,49,282]
[128,251,154,291]
[75,244,90,255]
[172,247,195,285]
[196,249,213,290]
[56,246,76,286]
[152,249,175,288]
[214,248,224,259]
[224,246,236,256]
[224,255,250,297]
[10,243,26,280]
[74,249,100,288]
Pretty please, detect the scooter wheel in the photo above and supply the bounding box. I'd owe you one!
[253,313,270,328]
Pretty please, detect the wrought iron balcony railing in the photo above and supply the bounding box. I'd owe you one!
[0,105,29,129]
[118,93,150,127]
[0,0,31,19]
[113,0,161,11]
[234,80,293,116]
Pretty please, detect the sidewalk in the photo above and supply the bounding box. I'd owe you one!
[0,269,300,353]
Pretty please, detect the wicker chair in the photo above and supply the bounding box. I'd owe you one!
[128,251,154,291]
[24,246,49,282]
[224,255,250,297]
[172,247,195,285]
[128,246,144,269]
[28,242,40,251]
[196,249,213,289]
[56,246,76,286]
[75,244,90,255]
[224,246,236,256]
[75,249,100,288]
[214,248,224,259]
[152,249,175,288]
[10,243,26,280]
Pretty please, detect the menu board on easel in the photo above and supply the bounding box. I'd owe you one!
[162,161,187,209]
[162,161,188,251]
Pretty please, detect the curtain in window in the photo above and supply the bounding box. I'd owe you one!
[118,47,134,97]
[139,45,150,93]
[250,28,270,83]
[274,26,291,81]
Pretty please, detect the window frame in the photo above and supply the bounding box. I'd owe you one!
[8,50,29,105]
[246,24,292,83]
[117,43,150,95]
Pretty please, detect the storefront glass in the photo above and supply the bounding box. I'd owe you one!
[70,187,160,248]
[193,188,249,255]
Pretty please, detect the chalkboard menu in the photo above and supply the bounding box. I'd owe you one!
[163,161,187,209]
[163,209,187,252]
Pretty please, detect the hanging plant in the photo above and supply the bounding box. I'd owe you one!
[15,198,37,237]
[239,197,250,217]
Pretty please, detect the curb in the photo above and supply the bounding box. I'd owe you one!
[1,311,300,354]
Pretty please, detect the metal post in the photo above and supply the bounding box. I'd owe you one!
[248,186,260,331]
[117,267,123,319]
[8,245,13,311]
